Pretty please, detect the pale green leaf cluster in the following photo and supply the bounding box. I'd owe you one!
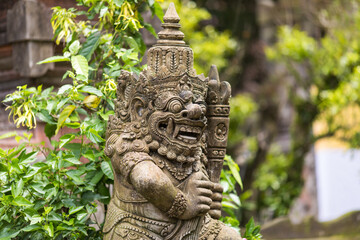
[163,0,237,74]
[266,0,360,146]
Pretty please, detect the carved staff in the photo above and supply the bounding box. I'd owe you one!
[206,65,231,183]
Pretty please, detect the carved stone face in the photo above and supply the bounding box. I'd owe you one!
[147,89,207,161]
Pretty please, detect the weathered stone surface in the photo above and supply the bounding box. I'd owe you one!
[103,3,241,239]
[261,211,360,240]
[6,0,54,78]
[12,41,54,77]
[7,0,53,42]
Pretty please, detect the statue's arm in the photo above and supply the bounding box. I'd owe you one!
[130,161,178,211]
[129,160,214,220]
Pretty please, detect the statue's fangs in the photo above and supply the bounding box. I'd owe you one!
[103,3,242,239]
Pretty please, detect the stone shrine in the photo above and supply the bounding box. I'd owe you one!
[103,3,241,239]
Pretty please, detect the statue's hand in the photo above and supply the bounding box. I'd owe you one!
[179,172,214,220]
[209,183,223,219]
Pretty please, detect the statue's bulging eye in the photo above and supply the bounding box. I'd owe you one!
[168,99,183,113]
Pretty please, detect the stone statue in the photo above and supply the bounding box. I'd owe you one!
[103,3,242,239]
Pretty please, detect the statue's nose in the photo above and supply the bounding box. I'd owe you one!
[182,104,203,119]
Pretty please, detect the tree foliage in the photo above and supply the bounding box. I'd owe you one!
[257,0,360,218]
[165,0,237,75]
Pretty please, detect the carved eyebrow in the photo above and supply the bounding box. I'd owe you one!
[154,95,184,109]
[164,97,185,109]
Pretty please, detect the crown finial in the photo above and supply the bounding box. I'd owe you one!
[157,3,185,45]
[163,2,180,23]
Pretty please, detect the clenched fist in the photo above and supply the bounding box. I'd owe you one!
[179,172,214,220]
[209,183,223,219]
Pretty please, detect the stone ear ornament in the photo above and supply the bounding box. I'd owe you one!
[103,2,241,239]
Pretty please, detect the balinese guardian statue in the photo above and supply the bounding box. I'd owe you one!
[103,3,242,239]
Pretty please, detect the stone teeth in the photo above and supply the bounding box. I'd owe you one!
[167,118,174,135]
[173,126,180,138]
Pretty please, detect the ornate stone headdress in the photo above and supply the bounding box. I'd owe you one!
[107,3,209,135]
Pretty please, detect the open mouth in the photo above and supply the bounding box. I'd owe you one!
[158,118,203,144]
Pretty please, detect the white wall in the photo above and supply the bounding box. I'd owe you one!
[316,149,360,222]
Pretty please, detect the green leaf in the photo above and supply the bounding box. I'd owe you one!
[59,134,76,149]
[58,84,73,95]
[64,122,81,129]
[69,40,81,55]
[0,131,17,140]
[45,123,57,139]
[0,163,7,172]
[79,31,101,61]
[81,190,107,203]
[114,0,124,7]
[69,206,84,215]
[44,223,54,237]
[88,171,104,186]
[41,86,54,98]
[23,224,42,232]
[44,206,53,215]
[48,212,62,222]
[71,55,89,78]
[44,186,57,200]
[133,31,146,55]
[144,23,157,38]
[152,2,164,22]
[30,183,45,194]
[101,160,114,180]
[29,215,42,225]
[229,193,241,207]
[66,169,86,184]
[64,156,82,165]
[13,196,33,207]
[56,224,74,231]
[37,110,56,124]
[56,105,76,135]
[19,151,38,164]
[76,211,88,221]
[125,36,139,52]
[245,217,255,237]
[37,56,70,64]
[57,98,69,111]
[226,156,243,189]
[64,143,82,159]
[221,200,238,209]
[99,6,108,18]
[148,0,155,6]
[86,128,104,143]
[99,110,114,121]
[0,226,20,239]
[80,85,103,97]
[11,178,24,197]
